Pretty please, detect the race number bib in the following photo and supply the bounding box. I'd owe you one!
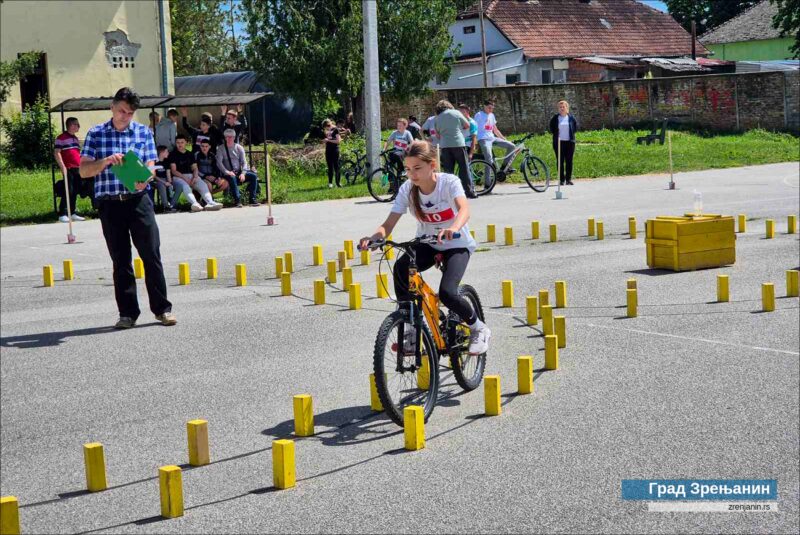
[420,204,455,224]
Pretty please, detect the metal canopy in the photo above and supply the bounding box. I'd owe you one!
[50,93,272,113]
[49,96,171,112]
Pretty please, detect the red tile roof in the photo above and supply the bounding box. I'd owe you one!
[459,0,707,59]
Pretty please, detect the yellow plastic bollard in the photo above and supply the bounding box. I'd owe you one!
[342,267,353,291]
[235,264,247,286]
[312,244,324,266]
[596,221,605,240]
[338,250,348,271]
[484,375,501,416]
[531,221,540,240]
[63,259,74,281]
[187,420,210,466]
[43,265,54,287]
[549,224,557,242]
[486,224,496,243]
[83,443,108,492]
[629,217,637,239]
[788,215,797,234]
[133,257,144,279]
[284,251,294,273]
[272,439,296,489]
[737,214,746,233]
[206,257,218,279]
[762,283,775,312]
[469,229,476,240]
[344,240,355,260]
[587,218,596,237]
[765,219,775,239]
[0,496,20,535]
[403,406,425,451]
[293,394,314,437]
[369,373,383,411]
[159,466,184,518]
[504,226,514,246]
[554,316,566,349]
[178,263,190,285]
[376,273,389,298]
[275,256,284,278]
[417,357,430,390]
[541,305,554,336]
[538,289,550,311]
[627,278,637,290]
[526,296,539,325]
[787,270,799,298]
[627,288,637,318]
[281,272,292,296]
[385,245,395,260]
[717,274,730,302]
[349,283,362,310]
[327,260,337,283]
[544,335,559,370]
[517,356,533,395]
[555,280,567,308]
[314,279,326,305]
[501,280,514,307]
[361,248,370,266]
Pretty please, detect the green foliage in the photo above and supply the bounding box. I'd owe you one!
[770,0,800,58]
[666,0,758,35]
[0,52,40,105]
[312,95,343,125]
[0,98,53,169]
[169,0,246,76]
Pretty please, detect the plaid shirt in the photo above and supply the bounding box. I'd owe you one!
[81,119,157,197]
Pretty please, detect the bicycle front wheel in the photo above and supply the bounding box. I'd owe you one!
[468,158,497,196]
[448,284,487,391]
[367,167,398,202]
[522,155,550,192]
[373,311,439,426]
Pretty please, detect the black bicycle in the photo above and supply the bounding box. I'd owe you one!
[367,150,406,203]
[340,150,370,186]
[471,133,550,192]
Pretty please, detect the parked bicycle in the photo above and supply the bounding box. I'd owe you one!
[367,150,407,203]
[361,234,487,426]
[471,133,550,192]
[340,150,370,186]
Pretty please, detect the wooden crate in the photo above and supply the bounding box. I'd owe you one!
[645,214,736,271]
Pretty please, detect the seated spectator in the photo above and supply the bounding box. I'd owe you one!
[195,140,228,195]
[155,108,178,151]
[169,135,222,212]
[216,129,260,207]
[54,117,88,222]
[148,111,160,135]
[219,104,247,144]
[149,145,175,213]
[179,107,222,154]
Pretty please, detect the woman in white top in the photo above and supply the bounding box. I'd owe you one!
[359,140,491,355]
[548,100,578,185]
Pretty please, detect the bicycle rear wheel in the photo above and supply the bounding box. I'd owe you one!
[340,158,359,186]
[367,167,398,202]
[468,159,497,196]
[448,284,487,391]
[522,155,550,192]
[373,311,439,426]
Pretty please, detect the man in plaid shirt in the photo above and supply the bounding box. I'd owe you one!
[80,87,176,329]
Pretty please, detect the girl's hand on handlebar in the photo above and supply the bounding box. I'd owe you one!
[437,227,459,243]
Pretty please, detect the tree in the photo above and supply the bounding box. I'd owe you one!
[771,0,800,58]
[0,52,40,105]
[242,0,460,104]
[169,0,246,76]
[666,0,758,35]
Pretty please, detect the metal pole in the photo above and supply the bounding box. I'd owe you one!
[50,110,58,214]
[362,0,381,173]
[668,130,675,190]
[479,0,488,88]
[691,21,696,61]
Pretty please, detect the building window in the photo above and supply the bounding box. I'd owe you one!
[463,25,476,34]
[111,56,135,69]
[19,52,48,109]
[541,69,552,84]
[506,73,521,85]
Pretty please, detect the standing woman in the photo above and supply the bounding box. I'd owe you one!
[323,119,342,188]
[548,100,577,185]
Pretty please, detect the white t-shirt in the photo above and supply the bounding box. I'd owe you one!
[422,116,439,146]
[474,111,496,141]
[558,115,571,141]
[391,173,476,253]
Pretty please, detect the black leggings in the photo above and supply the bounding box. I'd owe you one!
[326,149,341,186]
[393,244,477,324]
[553,140,575,183]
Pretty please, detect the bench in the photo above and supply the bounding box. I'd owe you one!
[636,118,669,146]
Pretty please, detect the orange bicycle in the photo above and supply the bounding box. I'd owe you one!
[362,234,487,426]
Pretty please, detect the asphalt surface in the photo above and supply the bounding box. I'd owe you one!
[1,163,799,534]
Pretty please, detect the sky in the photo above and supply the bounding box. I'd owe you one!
[638,0,669,12]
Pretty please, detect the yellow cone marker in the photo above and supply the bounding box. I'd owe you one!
[627,278,637,290]
[275,256,284,278]
[361,248,370,265]
[504,226,514,246]
[629,217,637,239]
[344,240,355,260]
[517,356,533,394]
[627,288,637,318]
[63,259,74,281]
[43,265,54,287]
[417,357,430,390]
[403,406,425,451]
[549,224,557,242]
[338,250,348,271]
[349,282,362,310]
[762,283,775,312]
[342,267,353,291]
[502,280,514,307]
[717,274,729,302]
[83,442,108,492]
[531,221,540,240]
[235,264,247,286]
[737,214,746,233]
[526,296,539,325]
[541,305,554,336]
[281,271,292,296]
[544,335,559,370]
[554,316,566,348]
[538,289,550,312]
[312,244,323,266]
[284,251,294,273]
[327,260,337,283]
[587,218,596,237]
[376,273,389,298]
[484,375,501,416]
[486,224,496,242]
[0,496,20,535]
[369,373,383,411]
[555,280,567,308]
[159,466,184,518]
[178,263,190,285]
[187,420,210,466]
[293,394,314,437]
[788,215,797,234]
[133,257,144,279]
[787,270,799,297]
[597,221,605,240]
[765,219,775,239]
[272,439,296,489]
[314,279,326,304]
[206,257,218,279]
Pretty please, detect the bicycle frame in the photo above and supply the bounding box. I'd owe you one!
[408,269,447,351]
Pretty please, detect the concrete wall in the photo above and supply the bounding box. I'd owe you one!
[382,71,800,134]
[706,38,795,61]
[0,0,174,129]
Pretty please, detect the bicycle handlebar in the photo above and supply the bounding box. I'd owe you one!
[358,233,462,252]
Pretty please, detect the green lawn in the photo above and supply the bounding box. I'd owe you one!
[1,128,797,226]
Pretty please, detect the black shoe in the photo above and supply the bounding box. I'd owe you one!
[466,191,478,199]
[566,180,574,185]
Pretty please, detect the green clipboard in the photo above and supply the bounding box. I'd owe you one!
[110,150,152,192]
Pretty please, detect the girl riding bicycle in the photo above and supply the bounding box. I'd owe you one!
[360,140,491,355]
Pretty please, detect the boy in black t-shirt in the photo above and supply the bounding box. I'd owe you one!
[195,140,228,195]
[169,134,222,211]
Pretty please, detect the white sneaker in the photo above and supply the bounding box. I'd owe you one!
[58,215,69,223]
[468,325,491,355]
[71,214,85,221]
[190,203,204,212]
[328,183,334,188]
[205,201,222,211]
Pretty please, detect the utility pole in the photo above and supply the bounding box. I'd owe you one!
[691,20,696,60]
[362,0,381,172]
[479,0,488,88]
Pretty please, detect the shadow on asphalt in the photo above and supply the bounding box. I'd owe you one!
[0,324,160,349]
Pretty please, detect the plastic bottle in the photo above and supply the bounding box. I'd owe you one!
[693,190,703,214]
